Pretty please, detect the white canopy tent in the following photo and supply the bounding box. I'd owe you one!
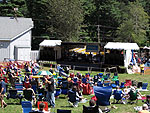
[143,46,150,49]
[104,42,139,50]
[39,40,62,60]
[39,40,62,47]
[104,42,140,73]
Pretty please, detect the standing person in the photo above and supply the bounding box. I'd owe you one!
[0,77,7,108]
[45,75,55,108]
[140,62,145,75]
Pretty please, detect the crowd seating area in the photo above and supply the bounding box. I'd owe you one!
[0,61,149,113]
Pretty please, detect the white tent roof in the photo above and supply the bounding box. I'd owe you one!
[104,42,139,50]
[143,46,150,49]
[39,40,62,47]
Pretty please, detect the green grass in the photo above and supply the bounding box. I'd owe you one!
[0,69,150,113]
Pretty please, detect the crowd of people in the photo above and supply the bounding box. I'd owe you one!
[0,61,149,113]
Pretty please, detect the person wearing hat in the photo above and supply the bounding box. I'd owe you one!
[138,104,149,113]
[45,74,55,108]
[0,77,7,108]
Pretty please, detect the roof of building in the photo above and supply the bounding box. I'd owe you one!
[104,42,139,50]
[0,17,33,41]
[39,40,62,47]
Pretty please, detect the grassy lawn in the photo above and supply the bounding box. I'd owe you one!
[0,68,150,113]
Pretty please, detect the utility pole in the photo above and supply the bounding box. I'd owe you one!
[97,25,100,43]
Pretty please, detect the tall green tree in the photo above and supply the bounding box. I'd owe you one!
[81,0,123,42]
[46,0,83,41]
[26,0,48,36]
[0,0,27,17]
[117,0,149,46]
[26,0,83,42]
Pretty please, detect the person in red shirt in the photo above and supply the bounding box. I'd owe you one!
[24,78,30,88]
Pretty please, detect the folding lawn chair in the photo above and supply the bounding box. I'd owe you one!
[137,82,143,88]
[37,88,46,101]
[61,81,68,95]
[111,80,119,88]
[120,82,125,88]
[124,79,132,87]
[94,86,112,106]
[23,90,33,101]
[138,83,149,91]
[7,89,23,104]
[15,82,23,93]
[94,86,112,112]
[22,101,32,113]
[113,89,124,103]
[57,109,71,113]
[83,105,99,113]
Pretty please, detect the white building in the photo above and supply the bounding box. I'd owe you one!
[0,17,33,62]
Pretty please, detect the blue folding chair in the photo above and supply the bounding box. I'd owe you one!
[15,82,23,93]
[94,86,112,106]
[142,83,148,90]
[61,81,68,95]
[22,101,32,113]
[138,83,149,91]
[55,88,62,97]
[113,89,123,103]
[98,73,103,78]
[120,82,125,88]
[111,80,119,88]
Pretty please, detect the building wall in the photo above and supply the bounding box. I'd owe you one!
[17,47,31,61]
[30,50,39,61]
[10,30,31,61]
[54,46,61,59]
[0,41,10,62]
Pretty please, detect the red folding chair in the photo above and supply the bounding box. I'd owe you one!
[37,101,48,111]
[82,83,91,95]
[124,79,132,87]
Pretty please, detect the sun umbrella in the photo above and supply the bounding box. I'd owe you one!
[37,71,52,76]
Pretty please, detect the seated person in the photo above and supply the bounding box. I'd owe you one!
[138,104,149,113]
[143,95,150,109]
[68,85,84,107]
[24,78,31,89]
[113,86,124,104]
[24,84,36,105]
[89,99,102,113]
[37,103,49,113]
[128,86,142,104]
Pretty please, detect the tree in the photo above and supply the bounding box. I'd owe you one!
[80,0,123,42]
[116,0,149,46]
[26,0,83,42]
[0,0,27,17]
[45,0,83,41]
